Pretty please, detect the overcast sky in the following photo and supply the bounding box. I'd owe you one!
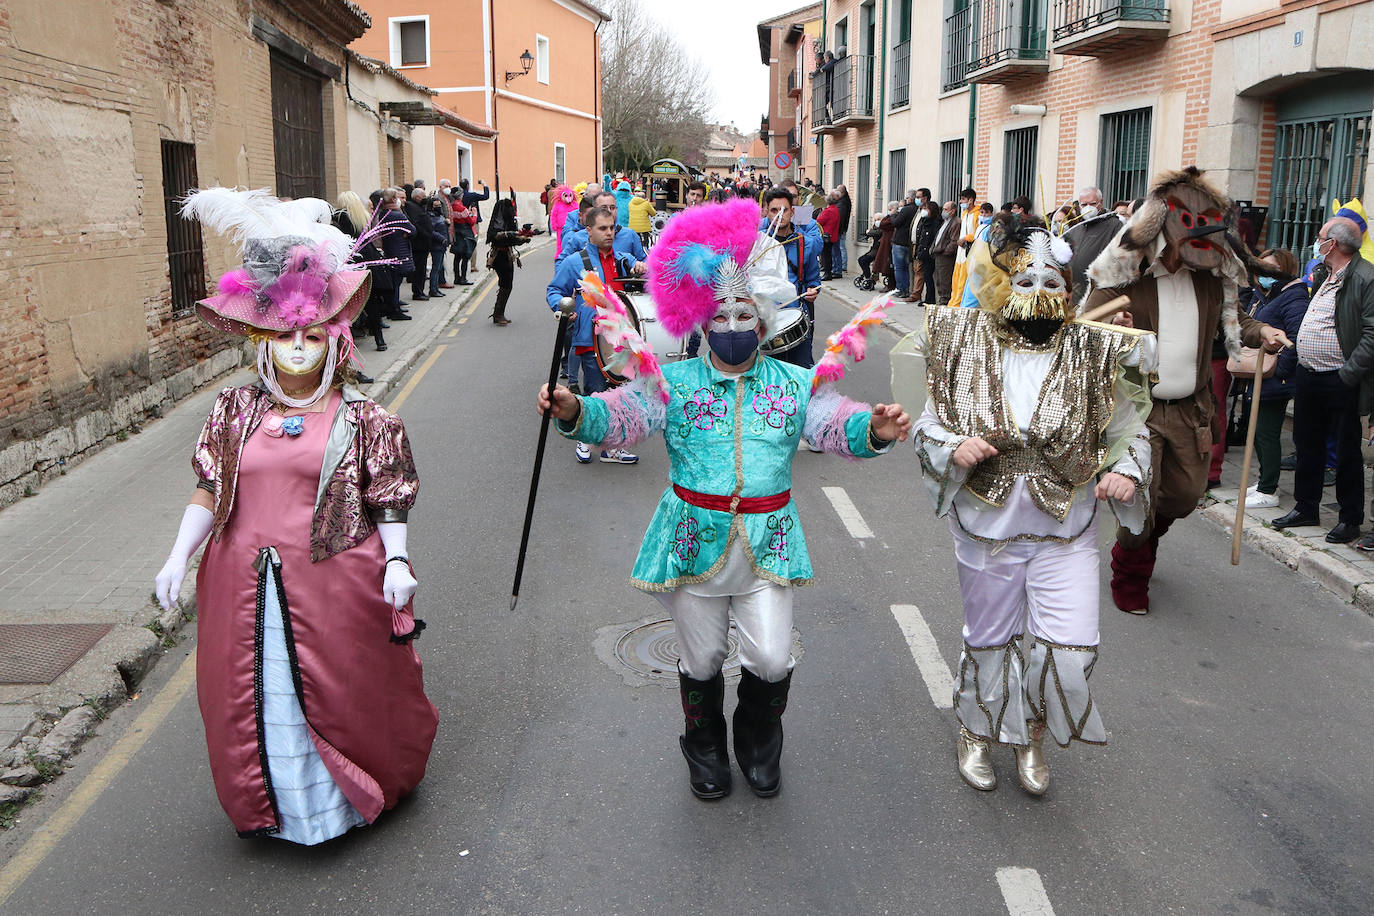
[639,0,810,132]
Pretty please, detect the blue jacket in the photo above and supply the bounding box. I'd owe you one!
[760,219,823,300]
[462,185,490,223]
[1248,280,1309,401]
[562,210,584,240]
[558,225,646,267]
[547,245,635,348]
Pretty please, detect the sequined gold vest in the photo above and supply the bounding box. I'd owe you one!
[925,307,1137,521]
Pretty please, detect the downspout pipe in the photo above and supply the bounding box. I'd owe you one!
[965,83,976,192]
[817,0,826,181]
[489,0,501,197]
[594,17,604,180]
[875,2,888,232]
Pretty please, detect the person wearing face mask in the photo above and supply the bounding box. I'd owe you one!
[914,215,1156,795]
[1239,248,1307,509]
[153,190,438,844]
[1083,167,1290,616]
[1065,186,1126,307]
[1274,217,1374,547]
[537,198,912,801]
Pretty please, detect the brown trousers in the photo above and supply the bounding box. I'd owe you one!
[1117,395,1212,549]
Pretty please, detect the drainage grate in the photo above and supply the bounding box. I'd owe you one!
[612,618,802,682]
[0,623,114,685]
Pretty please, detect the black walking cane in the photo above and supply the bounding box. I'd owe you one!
[510,296,575,610]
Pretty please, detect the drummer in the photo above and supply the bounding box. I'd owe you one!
[558,190,647,273]
[546,204,644,465]
[760,187,823,369]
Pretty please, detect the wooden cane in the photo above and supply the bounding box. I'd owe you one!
[1231,355,1266,565]
[510,297,575,610]
[1075,295,1131,325]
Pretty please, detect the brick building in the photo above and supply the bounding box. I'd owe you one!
[762,0,1370,256]
[757,4,823,183]
[0,0,428,507]
[348,0,609,217]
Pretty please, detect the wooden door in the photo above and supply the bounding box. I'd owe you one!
[270,52,326,200]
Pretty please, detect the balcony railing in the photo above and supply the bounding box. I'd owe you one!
[943,6,972,92]
[1052,0,1169,55]
[787,68,801,97]
[890,39,911,108]
[811,53,877,132]
[786,127,798,151]
[967,0,1049,83]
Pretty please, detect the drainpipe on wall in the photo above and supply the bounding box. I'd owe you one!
[817,0,826,180]
[875,0,888,234]
[594,17,604,180]
[965,83,977,192]
[489,0,501,196]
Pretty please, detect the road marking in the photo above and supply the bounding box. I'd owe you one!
[997,867,1056,916]
[821,486,873,539]
[890,604,954,709]
[448,325,462,336]
[0,650,198,908]
[464,296,482,317]
[388,344,448,412]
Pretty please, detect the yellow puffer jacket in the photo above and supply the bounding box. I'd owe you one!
[628,196,657,233]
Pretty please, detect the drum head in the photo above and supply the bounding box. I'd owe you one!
[760,307,810,355]
[594,293,642,385]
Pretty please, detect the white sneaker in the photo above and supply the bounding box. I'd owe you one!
[600,448,638,464]
[1245,487,1280,509]
[575,442,591,463]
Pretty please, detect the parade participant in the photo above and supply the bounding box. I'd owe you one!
[561,183,603,240]
[685,181,708,208]
[537,198,911,800]
[761,187,823,368]
[1083,167,1289,615]
[154,189,437,844]
[487,197,531,325]
[628,189,657,248]
[545,205,644,463]
[549,184,578,259]
[558,191,647,268]
[914,215,1155,795]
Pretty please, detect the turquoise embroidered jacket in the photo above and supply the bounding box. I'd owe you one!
[558,354,889,592]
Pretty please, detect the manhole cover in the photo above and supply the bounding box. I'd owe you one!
[0,623,113,685]
[612,618,802,682]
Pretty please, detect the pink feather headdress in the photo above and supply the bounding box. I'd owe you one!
[647,198,765,338]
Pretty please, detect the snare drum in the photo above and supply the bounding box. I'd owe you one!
[760,307,811,355]
[594,290,690,386]
[594,294,642,387]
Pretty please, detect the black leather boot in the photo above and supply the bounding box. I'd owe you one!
[678,668,730,800]
[733,668,791,797]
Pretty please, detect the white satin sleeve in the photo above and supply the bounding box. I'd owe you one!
[913,399,970,517]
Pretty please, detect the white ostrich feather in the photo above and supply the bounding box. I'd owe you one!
[1047,233,1073,267]
[180,188,351,268]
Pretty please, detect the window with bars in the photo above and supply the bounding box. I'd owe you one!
[1002,126,1038,204]
[832,159,844,191]
[888,149,907,205]
[940,139,964,205]
[161,140,206,318]
[943,0,972,92]
[891,0,912,108]
[1097,107,1151,206]
[1268,113,1370,254]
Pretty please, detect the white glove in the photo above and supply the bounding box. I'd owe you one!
[378,521,417,615]
[155,504,214,610]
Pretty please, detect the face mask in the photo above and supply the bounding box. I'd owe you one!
[979,216,992,226]
[708,329,759,365]
[271,329,328,377]
[1256,276,1277,291]
[1313,238,1331,261]
[1079,204,1098,220]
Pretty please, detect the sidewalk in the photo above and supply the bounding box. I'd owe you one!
[819,275,1374,620]
[0,240,548,804]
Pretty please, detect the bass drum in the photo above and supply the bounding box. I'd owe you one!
[593,288,689,388]
[760,306,811,355]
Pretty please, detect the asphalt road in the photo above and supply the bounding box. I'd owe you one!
[2,241,1372,915]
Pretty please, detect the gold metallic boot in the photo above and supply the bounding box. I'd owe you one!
[1014,720,1050,796]
[956,727,997,791]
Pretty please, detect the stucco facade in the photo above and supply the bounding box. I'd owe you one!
[349,0,608,216]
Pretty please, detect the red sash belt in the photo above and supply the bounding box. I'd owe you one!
[672,484,791,514]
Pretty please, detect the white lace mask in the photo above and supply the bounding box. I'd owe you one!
[270,328,329,377]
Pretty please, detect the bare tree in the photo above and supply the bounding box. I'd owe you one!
[600,0,713,173]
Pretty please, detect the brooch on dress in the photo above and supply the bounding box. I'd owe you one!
[264,415,305,438]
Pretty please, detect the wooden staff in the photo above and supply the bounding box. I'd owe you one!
[510,296,575,610]
[1075,295,1132,325]
[1231,355,1267,565]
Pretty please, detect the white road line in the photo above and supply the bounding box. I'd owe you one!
[996,867,1056,916]
[822,486,873,539]
[889,604,954,709]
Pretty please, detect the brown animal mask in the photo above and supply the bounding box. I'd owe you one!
[1160,184,1227,273]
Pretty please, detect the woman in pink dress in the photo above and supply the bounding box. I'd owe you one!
[154,189,438,844]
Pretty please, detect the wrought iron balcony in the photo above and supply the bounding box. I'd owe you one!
[890,39,911,108]
[786,127,798,151]
[787,68,801,98]
[810,53,876,134]
[1052,0,1169,56]
[943,7,972,92]
[966,0,1050,85]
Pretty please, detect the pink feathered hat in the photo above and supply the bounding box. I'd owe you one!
[647,197,763,338]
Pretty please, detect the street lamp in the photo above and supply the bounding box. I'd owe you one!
[505,49,534,84]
